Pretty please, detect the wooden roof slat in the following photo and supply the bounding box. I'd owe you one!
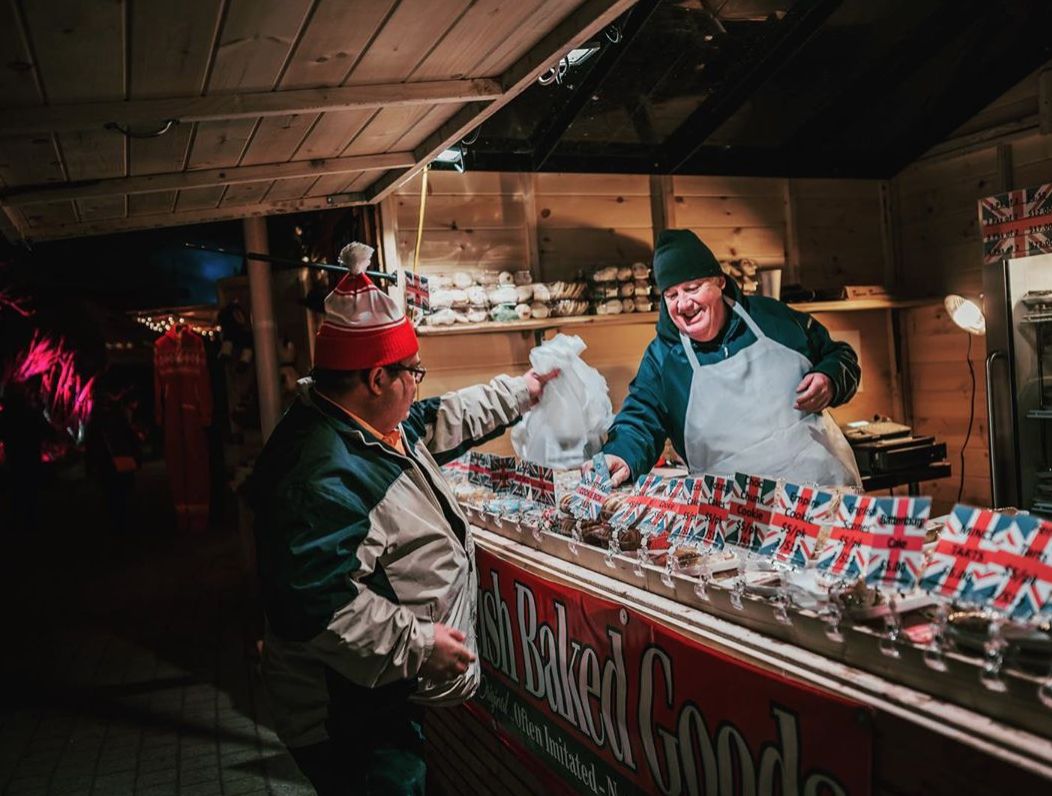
[366,0,639,204]
[206,0,315,94]
[263,176,320,201]
[474,0,581,76]
[176,186,226,212]
[0,79,506,136]
[76,195,127,222]
[0,1,43,106]
[128,0,223,99]
[22,200,77,229]
[187,0,314,172]
[27,192,367,241]
[289,108,377,161]
[128,192,177,217]
[21,0,125,103]
[278,0,399,89]
[410,0,550,81]
[219,182,272,207]
[4,151,415,206]
[346,0,475,86]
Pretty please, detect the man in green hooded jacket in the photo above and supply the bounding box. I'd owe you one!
[596,229,862,488]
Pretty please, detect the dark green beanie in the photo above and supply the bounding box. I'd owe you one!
[653,229,722,292]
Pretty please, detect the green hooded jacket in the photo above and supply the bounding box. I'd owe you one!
[601,280,860,479]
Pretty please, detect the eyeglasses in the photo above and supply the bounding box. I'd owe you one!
[385,364,427,384]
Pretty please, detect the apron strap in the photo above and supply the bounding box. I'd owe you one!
[679,297,767,372]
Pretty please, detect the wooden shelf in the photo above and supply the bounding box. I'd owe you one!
[416,311,659,337]
[788,297,939,313]
[415,298,940,338]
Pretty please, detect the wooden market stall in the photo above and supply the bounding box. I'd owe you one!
[3,2,1052,795]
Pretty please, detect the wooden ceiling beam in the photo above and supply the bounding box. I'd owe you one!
[0,79,504,136]
[2,152,415,206]
[363,0,642,205]
[18,192,368,242]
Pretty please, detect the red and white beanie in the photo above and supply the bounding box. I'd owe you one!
[313,242,418,370]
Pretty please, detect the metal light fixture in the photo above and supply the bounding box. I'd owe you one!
[433,145,465,172]
[944,294,987,336]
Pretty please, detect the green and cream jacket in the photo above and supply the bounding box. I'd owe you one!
[251,376,530,747]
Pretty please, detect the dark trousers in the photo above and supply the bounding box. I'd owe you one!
[289,707,426,795]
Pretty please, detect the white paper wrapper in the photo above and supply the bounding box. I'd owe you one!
[452,271,474,289]
[532,283,552,302]
[513,270,533,285]
[515,284,534,303]
[497,270,515,286]
[530,301,550,319]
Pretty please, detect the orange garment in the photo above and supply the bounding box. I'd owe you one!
[154,327,212,533]
[314,391,404,454]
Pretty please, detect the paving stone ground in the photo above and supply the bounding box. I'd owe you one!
[0,462,313,795]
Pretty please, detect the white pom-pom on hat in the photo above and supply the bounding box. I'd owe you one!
[338,242,375,275]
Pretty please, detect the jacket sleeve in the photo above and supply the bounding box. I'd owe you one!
[795,309,861,406]
[404,374,532,465]
[264,482,435,688]
[601,343,669,480]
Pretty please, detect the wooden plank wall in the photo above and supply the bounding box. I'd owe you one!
[402,170,896,460]
[892,60,1052,510]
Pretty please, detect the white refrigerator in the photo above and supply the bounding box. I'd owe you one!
[984,252,1052,513]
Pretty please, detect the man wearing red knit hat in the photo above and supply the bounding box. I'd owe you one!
[251,242,556,795]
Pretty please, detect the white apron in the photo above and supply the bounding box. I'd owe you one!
[679,298,861,487]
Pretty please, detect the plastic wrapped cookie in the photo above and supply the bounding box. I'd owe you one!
[497,270,515,286]
[453,310,471,324]
[466,285,489,306]
[616,266,633,282]
[428,308,457,326]
[429,289,454,309]
[466,306,488,323]
[634,297,653,312]
[530,301,550,319]
[452,271,474,290]
[428,274,453,290]
[513,270,533,285]
[592,266,618,283]
[490,304,519,322]
[477,270,499,286]
[447,288,469,309]
[631,262,651,280]
[532,283,551,303]
[619,283,635,298]
[603,298,623,314]
[634,280,652,296]
[488,285,518,305]
[621,298,635,313]
[514,303,532,320]
[515,284,534,303]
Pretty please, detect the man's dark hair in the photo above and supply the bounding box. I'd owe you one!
[310,368,370,394]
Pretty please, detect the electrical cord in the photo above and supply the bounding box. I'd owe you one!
[958,333,976,503]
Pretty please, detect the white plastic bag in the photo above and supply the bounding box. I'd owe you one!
[512,334,613,468]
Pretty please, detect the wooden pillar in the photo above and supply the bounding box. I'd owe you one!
[243,216,281,442]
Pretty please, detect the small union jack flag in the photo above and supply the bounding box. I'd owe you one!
[526,463,557,507]
[467,452,494,489]
[403,270,431,312]
[863,497,931,590]
[691,473,732,550]
[441,453,471,481]
[488,456,516,493]
[990,514,1052,621]
[636,477,676,537]
[815,493,877,579]
[660,478,693,540]
[609,474,663,530]
[725,473,777,553]
[921,505,1010,606]
[978,184,1052,265]
[569,470,613,521]
[761,482,837,568]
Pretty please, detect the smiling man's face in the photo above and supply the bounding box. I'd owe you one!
[664,276,728,342]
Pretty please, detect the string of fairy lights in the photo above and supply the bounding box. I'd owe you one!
[135,314,221,339]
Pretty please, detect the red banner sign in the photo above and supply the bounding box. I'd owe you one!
[473,548,873,795]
